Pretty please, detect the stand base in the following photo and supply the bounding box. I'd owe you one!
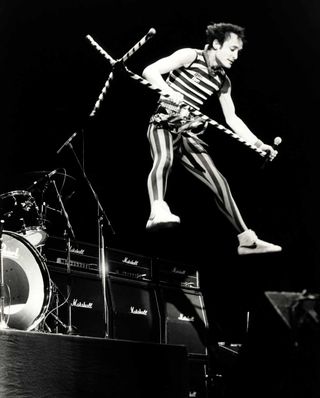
[66,327,78,336]
[0,319,9,330]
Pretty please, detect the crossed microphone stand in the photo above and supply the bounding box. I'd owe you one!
[54,28,160,338]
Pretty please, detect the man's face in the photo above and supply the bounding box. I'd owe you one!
[214,33,243,69]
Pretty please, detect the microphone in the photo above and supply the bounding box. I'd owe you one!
[31,169,58,186]
[56,132,78,155]
[47,169,58,178]
[273,136,282,147]
[261,136,282,169]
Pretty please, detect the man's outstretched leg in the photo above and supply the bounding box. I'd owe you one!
[237,229,282,255]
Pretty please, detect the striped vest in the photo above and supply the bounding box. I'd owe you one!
[166,50,226,110]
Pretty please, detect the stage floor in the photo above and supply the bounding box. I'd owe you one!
[0,329,190,398]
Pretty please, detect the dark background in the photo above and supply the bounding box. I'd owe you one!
[1,0,320,343]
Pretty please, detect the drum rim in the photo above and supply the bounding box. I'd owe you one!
[18,226,49,247]
[0,189,33,198]
[2,229,52,331]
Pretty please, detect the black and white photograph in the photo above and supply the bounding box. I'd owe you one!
[0,1,319,397]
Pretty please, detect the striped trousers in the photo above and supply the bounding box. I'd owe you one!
[147,121,248,233]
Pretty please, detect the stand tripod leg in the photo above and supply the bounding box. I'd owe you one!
[0,219,9,330]
[66,283,76,335]
[41,281,72,334]
[65,234,76,335]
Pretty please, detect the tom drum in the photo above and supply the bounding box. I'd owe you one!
[0,190,48,247]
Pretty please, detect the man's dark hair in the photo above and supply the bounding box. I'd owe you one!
[205,22,246,47]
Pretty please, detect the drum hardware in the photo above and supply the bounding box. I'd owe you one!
[0,190,48,247]
[41,281,71,334]
[25,169,76,193]
[44,204,62,215]
[0,219,9,329]
[50,312,69,332]
[25,169,77,242]
[29,169,59,188]
[52,282,69,333]
[19,217,27,234]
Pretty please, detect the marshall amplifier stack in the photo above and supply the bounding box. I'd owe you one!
[41,236,209,358]
[153,257,208,357]
[42,236,159,342]
[153,257,210,398]
[42,236,104,337]
[105,247,161,344]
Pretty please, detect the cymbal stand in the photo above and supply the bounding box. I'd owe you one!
[0,219,9,329]
[51,179,76,335]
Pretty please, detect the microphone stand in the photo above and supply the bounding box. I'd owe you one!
[51,179,76,335]
[55,28,153,337]
[57,139,114,338]
[0,219,9,330]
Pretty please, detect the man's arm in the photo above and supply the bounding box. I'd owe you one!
[218,77,278,159]
[142,48,197,103]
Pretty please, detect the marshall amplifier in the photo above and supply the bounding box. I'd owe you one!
[106,247,153,282]
[47,268,106,338]
[42,237,153,282]
[107,276,161,343]
[158,286,208,356]
[46,269,161,341]
[153,258,200,289]
[41,236,99,275]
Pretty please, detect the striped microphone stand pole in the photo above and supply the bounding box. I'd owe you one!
[89,71,116,117]
[86,33,269,158]
[86,27,156,66]
[86,28,156,117]
[122,66,267,158]
[120,28,156,63]
[86,36,116,117]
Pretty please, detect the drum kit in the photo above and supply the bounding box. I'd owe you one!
[0,170,77,333]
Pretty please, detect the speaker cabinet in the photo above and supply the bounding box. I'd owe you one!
[48,270,162,342]
[108,276,161,343]
[47,269,106,337]
[158,286,208,355]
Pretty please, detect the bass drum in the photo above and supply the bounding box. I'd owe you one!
[0,230,51,331]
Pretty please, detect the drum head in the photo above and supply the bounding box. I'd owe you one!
[1,231,51,330]
[0,189,32,200]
